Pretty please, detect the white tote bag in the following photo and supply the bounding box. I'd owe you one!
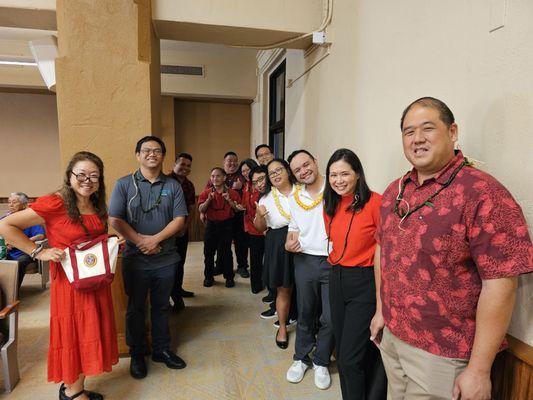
[61,234,119,291]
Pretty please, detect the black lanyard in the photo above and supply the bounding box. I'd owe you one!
[327,208,356,265]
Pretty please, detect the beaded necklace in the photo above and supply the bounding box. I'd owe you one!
[294,184,323,211]
[272,187,291,221]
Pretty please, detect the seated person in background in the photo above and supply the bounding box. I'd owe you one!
[3,192,45,289]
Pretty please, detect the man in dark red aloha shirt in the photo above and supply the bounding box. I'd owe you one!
[371,97,532,400]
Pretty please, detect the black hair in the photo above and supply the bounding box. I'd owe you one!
[324,148,371,217]
[211,167,226,175]
[250,165,267,180]
[264,158,295,195]
[135,136,167,155]
[254,144,273,157]
[287,149,315,165]
[238,158,259,180]
[176,152,192,162]
[400,97,455,130]
[223,151,238,159]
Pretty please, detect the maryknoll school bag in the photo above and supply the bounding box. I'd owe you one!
[60,234,119,291]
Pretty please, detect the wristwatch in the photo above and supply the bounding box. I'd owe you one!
[30,242,45,259]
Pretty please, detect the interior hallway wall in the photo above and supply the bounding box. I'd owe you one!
[252,0,533,345]
[0,92,61,197]
[174,100,251,191]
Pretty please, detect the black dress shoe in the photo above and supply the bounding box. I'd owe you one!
[203,278,214,287]
[152,350,187,369]
[225,279,235,288]
[275,329,289,349]
[179,289,195,298]
[130,355,147,379]
[85,390,104,400]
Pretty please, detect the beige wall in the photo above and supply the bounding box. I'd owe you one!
[252,0,533,345]
[0,92,61,197]
[160,40,257,100]
[174,100,251,190]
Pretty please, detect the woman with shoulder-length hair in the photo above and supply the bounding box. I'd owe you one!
[0,151,119,399]
[323,148,386,400]
[254,158,296,349]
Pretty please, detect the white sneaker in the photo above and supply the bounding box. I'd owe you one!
[286,360,309,383]
[313,363,331,390]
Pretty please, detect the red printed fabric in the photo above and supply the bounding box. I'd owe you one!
[29,194,118,384]
[376,151,533,359]
[198,188,241,222]
[168,173,196,207]
[242,186,263,236]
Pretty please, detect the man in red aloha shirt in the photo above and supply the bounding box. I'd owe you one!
[371,97,532,400]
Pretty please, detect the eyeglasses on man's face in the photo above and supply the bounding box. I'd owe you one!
[71,171,100,183]
[252,175,266,186]
[268,166,285,178]
[140,148,163,156]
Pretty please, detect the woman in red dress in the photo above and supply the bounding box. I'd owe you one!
[0,151,118,400]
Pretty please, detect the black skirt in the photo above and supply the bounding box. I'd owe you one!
[263,226,294,288]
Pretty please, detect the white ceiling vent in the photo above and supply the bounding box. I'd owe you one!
[160,65,204,76]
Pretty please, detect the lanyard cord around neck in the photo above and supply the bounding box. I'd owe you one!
[327,207,356,265]
[134,170,165,213]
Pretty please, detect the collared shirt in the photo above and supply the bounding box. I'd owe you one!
[288,181,328,256]
[324,192,381,267]
[376,151,533,359]
[168,172,196,207]
[109,170,188,270]
[205,172,246,195]
[198,188,240,222]
[242,183,263,236]
[258,186,294,230]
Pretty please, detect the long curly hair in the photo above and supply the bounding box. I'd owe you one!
[59,151,107,230]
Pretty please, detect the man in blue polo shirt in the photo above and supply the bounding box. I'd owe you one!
[109,136,188,380]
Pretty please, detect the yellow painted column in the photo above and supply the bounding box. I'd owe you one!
[55,0,161,186]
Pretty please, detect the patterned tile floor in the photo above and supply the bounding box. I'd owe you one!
[3,242,341,399]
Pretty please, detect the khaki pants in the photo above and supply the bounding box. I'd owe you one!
[379,327,468,400]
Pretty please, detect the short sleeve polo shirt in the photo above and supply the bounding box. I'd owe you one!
[109,170,188,270]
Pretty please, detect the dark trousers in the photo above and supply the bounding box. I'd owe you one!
[8,254,33,289]
[293,253,334,367]
[171,232,189,303]
[232,212,249,270]
[204,220,234,280]
[248,233,265,293]
[329,265,387,400]
[123,263,176,356]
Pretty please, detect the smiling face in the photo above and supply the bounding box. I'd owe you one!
[210,169,226,188]
[267,161,290,189]
[7,194,25,213]
[136,140,164,170]
[173,157,192,177]
[241,164,251,181]
[289,152,318,185]
[328,159,358,196]
[223,154,239,174]
[69,160,100,198]
[402,105,458,181]
[251,172,267,193]
[256,147,274,165]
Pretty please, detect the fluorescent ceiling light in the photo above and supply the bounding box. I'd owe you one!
[0,60,37,66]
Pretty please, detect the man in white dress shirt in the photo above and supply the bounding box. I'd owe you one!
[285,149,333,390]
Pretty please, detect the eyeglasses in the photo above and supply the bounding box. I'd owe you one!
[71,172,99,183]
[268,167,285,178]
[140,148,163,156]
[252,175,266,186]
